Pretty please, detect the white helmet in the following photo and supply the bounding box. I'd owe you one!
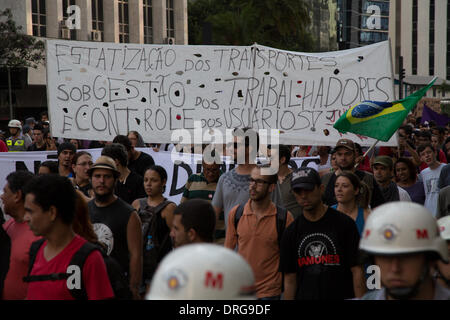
[146,243,255,300]
[8,119,22,130]
[437,216,450,241]
[360,202,448,262]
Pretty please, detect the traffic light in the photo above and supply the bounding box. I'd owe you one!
[400,68,405,80]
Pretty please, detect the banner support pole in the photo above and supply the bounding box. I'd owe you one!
[354,140,380,169]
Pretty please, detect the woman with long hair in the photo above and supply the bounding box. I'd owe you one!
[131,165,176,293]
[394,157,425,205]
[333,171,371,236]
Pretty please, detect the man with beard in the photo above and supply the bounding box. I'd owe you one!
[280,167,366,300]
[57,142,76,178]
[372,156,411,202]
[321,139,385,208]
[225,165,294,300]
[87,156,143,300]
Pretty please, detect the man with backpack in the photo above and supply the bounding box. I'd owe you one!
[87,156,143,300]
[22,174,114,300]
[225,165,294,300]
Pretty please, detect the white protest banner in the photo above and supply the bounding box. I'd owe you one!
[46,40,396,147]
[0,150,319,204]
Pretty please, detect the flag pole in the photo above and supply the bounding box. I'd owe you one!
[354,140,380,169]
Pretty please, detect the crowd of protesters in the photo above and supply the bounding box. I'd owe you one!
[0,110,449,300]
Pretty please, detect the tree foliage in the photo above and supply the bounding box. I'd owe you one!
[0,9,45,68]
[188,0,314,51]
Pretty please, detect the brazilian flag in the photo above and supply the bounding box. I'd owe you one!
[334,78,436,141]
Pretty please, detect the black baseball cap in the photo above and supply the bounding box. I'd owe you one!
[291,167,321,191]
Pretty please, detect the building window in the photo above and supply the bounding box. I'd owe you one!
[62,0,77,39]
[31,0,46,37]
[92,0,104,41]
[429,0,435,76]
[166,0,175,39]
[412,0,418,75]
[143,0,153,44]
[118,0,129,43]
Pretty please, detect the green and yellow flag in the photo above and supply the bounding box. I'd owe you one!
[334,78,436,141]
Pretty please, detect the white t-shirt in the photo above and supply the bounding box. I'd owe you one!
[420,163,446,217]
[397,186,412,202]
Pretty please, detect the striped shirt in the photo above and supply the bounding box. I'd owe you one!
[181,172,225,244]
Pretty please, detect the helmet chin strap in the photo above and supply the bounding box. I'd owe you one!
[386,264,429,300]
[435,269,450,287]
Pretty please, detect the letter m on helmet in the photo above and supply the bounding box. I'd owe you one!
[204,271,223,289]
[416,229,429,239]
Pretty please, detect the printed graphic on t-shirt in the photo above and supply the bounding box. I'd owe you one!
[425,177,439,194]
[93,223,114,255]
[297,233,340,267]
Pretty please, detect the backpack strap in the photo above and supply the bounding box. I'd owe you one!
[23,238,46,282]
[275,206,288,249]
[275,206,288,293]
[23,240,99,301]
[68,242,99,300]
[233,204,246,232]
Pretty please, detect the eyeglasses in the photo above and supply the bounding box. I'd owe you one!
[249,178,270,186]
[76,161,93,167]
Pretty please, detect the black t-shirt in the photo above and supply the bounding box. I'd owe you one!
[27,143,47,151]
[88,198,134,276]
[115,171,146,205]
[128,151,155,177]
[279,207,360,300]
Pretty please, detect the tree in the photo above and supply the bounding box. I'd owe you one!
[188,0,313,51]
[0,8,45,118]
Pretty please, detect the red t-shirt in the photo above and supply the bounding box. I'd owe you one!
[0,140,8,152]
[2,219,41,300]
[26,235,114,300]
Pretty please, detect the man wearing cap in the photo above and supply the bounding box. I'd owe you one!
[6,120,30,152]
[56,142,76,177]
[358,202,450,299]
[372,155,411,203]
[321,138,386,208]
[87,156,143,300]
[280,167,366,300]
